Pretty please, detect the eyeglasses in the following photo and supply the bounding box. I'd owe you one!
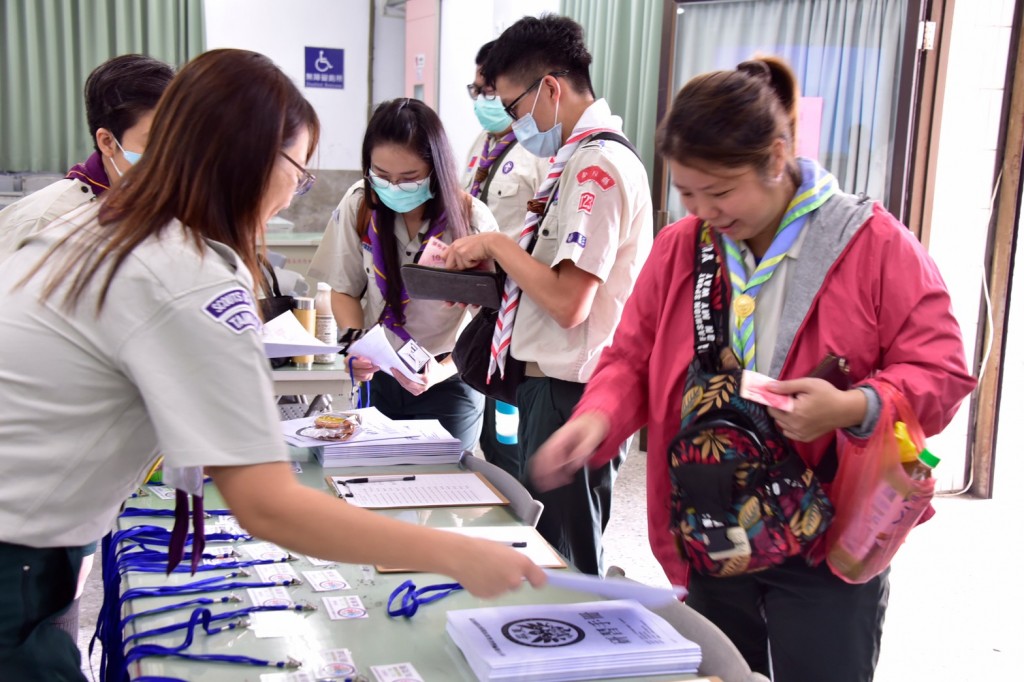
[280,152,316,196]
[504,70,569,121]
[466,82,498,101]
[367,170,432,193]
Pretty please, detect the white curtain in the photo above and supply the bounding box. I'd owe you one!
[669,0,908,218]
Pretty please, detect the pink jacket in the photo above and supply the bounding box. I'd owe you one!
[576,202,976,587]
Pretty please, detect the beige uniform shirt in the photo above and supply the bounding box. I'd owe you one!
[510,100,654,382]
[0,178,98,261]
[307,182,498,356]
[0,205,288,547]
[461,130,549,238]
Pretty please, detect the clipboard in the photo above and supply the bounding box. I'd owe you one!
[325,471,509,509]
[375,525,567,572]
[401,264,503,309]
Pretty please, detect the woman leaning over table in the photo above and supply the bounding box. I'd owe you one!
[0,49,543,681]
[529,56,974,682]
[308,98,497,450]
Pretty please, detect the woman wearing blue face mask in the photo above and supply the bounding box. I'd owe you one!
[308,98,497,449]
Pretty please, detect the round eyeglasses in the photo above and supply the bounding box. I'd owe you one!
[279,152,316,196]
[367,170,432,193]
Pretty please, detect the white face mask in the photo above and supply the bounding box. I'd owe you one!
[511,85,562,158]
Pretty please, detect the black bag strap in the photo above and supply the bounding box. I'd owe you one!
[479,138,519,205]
[585,131,641,161]
[692,226,729,370]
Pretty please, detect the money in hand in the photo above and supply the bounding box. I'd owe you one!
[740,370,794,412]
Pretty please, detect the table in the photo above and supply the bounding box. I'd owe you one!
[115,453,740,682]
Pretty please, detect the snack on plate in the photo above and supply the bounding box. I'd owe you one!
[315,414,350,429]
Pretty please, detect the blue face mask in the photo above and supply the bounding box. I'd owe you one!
[473,95,513,133]
[511,87,562,158]
[370,171,434,214]
[115,138,142,165]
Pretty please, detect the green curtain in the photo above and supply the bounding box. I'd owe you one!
[0,0,205,173]
[560,0,663,189]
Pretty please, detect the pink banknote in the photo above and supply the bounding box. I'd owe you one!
[740,370,794,412]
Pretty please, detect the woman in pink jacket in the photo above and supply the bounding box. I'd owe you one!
[530,57,975,682]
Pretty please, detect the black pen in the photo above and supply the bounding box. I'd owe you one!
[502,541,528,548]
[338,475,416,484]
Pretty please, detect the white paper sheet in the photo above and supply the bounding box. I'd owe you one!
[329,472,505,508]
[262,310,342,359]
[346,324,426,382]
[542,569,688,607]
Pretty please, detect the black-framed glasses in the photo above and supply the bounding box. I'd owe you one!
[280,152,316,196]
[504,70,569,121]
[466,83,498,101]
[367,170,433,193]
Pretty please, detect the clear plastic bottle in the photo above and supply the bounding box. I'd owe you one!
[313,283,337,364]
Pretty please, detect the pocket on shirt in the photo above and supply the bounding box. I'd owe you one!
[531,211,560,265]
[489,180,520,200]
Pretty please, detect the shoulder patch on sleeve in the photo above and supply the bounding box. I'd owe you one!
[203,287,261,334]
[566,231,588,248]
[577,191,596,214]
[576,165,616,191]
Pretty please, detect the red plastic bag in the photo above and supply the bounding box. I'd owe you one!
[825,381,936,584]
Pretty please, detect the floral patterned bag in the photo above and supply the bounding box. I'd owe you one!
[666,226,833,577]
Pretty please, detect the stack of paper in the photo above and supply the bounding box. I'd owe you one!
[281,407,463,467]
[446,599,701,681]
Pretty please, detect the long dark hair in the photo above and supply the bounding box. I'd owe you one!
[360,97,470,317]
[656,56,799,181]
[29,48,320,311]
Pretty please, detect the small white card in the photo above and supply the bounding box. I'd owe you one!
[310,648,359,678]
[252,562,299,583]
[249,610,300,638]
[302,569,350,592]
[371,662,425,682]
[241,542,290,561]
[147,485,177,500]
[322,595,368,620]
[246,586,294,608]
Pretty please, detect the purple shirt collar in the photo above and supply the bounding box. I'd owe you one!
[65,151,112,195]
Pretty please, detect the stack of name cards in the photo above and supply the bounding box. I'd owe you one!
[446,599,701,681]
[281,407,463,466]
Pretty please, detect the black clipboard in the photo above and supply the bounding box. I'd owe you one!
[401,264,503,309]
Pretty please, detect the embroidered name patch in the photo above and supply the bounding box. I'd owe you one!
[577,191,595,214]
[576,165,616,191]
[203,287,260,334]
[501,160,514,174]
[566,232,588,248]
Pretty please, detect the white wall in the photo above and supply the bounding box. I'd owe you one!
[437,0,560,165]
[924,0,1016,491]
[204,0,371,170]
[373,0,406,106]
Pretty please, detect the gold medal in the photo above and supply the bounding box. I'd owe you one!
[733,294,756,321]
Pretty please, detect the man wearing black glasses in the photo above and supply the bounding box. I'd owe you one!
[446,15,653,577]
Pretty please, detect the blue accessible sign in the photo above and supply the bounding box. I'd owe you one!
[305,47,344,89]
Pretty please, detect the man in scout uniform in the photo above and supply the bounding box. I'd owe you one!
[461,39,549,478]
[445,15,653,576]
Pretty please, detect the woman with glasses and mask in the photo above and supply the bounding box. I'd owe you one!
[309,98,498,450]
[0,52,543,680]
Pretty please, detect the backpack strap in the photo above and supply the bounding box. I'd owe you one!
[692,225,729,370]
[585,131,641,161]
[479,139,518,204]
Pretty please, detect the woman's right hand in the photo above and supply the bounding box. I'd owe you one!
[529,412,610,491]
[446,536,547,598]
[347,355,379,382]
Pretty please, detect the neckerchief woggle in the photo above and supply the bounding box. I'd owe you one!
[369,208,447,342]
[469,131,517,197]
[721,157,837,371]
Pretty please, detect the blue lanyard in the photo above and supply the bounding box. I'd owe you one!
[120,595,241,628]
[120,507,235,518]
[386,578,463,618]
[348,357,372,408]
[122,607,302,671]
[124,603,316,644]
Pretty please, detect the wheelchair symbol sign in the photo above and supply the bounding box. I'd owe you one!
[305,46,344,89]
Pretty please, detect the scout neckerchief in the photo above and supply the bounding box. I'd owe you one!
[65,151,111,195]
[721,157,837,371]
[469,131,517,198]
[487,122,620,380]
[369,208,447,342]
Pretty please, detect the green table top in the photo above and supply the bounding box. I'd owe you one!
[118,452,705,681]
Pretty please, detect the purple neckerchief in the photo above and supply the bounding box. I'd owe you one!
[166,490,205,574]
[369,209,447,342]
[65,151,112,195]
[469,131,517,197]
